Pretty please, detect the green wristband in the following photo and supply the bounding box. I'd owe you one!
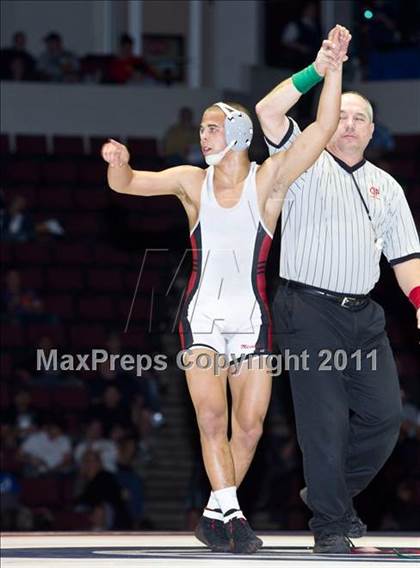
[291,63,323,94]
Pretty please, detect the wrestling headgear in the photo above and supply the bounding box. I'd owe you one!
[205,102,253,166]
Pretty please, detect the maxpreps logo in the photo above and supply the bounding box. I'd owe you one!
[369,186,381,199]
[240,344,256,349]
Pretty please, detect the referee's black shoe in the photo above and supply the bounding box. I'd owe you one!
[194,513,230,552]
[300,488,367,538]
[313,534,354,554]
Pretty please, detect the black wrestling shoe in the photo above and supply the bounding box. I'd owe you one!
[225,515,263,554]
[194,514,230,552]
[313,534,354,554]
[299,487,367,538]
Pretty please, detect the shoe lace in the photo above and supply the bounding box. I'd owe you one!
[344,536,355,549]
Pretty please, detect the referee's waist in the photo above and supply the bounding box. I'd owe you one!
[279,278,370,306]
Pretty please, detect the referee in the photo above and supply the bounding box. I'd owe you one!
[256,36,420,553]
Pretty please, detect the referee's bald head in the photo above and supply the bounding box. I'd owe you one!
[342,92,374,123]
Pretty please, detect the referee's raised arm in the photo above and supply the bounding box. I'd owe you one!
[255,25,349,145]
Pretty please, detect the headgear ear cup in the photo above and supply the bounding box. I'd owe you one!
[214,102,254,151]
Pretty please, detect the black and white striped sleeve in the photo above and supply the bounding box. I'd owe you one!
[382,180,420,266]
[264,117,301,156]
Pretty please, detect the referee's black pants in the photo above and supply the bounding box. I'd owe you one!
[272,284,402,538]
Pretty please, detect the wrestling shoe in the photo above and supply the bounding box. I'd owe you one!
[194,514,230,552]
[225,515,263,554]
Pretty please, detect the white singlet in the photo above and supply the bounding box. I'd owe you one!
[178,162,273,361]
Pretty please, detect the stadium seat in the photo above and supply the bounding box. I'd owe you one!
[0,324,24,348]
[54,243,93,264]
[37,187,74,210]
[45,295,74,320]
[65,213,101,237]
[87,269,123,291]
[26,323,65,344]
[46,267,84,290]
[15,243,53,265]
[15,135,47,156]
[43,160,78,185]
[21,476,61,508]
[69,324,106,348]
[52,135,84,156]
[94,244,131,265]
[53,510,91,531]
[0,352,13,378]
[74,189,109,210]
[78,296,116,320]
[21,267,44,289]
[0,243,13,264]
[27,387,52,410]
[0,133,10,154]
[79,159,106,185]
[4,159,42,185]
[52,386,89,411]
[0,383,10,408]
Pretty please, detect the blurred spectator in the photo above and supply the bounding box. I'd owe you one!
[1,195,35,242]
[116,436,145,528]
[108,33,159,84]
[0,472,33,530]
[1,269,48,323]
[91,384,132,436]
[0,31,36,80]
[18,416,72,476]
[37,32,79,82]
[162,107,200,166]
[74,419,118,473]
[15,335,77,386]
[3,388,38,442]
[74,449,131,530]
[280,1,321,69]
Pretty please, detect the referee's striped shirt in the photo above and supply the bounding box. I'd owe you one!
[267,118,420,295]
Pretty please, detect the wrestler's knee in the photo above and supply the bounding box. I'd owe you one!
[196,407,227,440]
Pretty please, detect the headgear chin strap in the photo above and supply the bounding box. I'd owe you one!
[205,102,253,166]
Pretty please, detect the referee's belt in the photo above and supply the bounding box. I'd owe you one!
[280,279,370,310]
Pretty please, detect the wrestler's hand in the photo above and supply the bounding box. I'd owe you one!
[314,25,351,76]
[101,138,130,168]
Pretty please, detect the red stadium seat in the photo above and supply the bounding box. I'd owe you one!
[0,352,13,378]
[3,185,37,207]
[94,244,131,266]
[65,213,101,237]
[0,133,10,155]
[4,159,42,184]
[54,243,93,264]
[78,296,116,320]
[37,187,73,210]
[43,160,78,185]
[21,267,44,289]
[79,160,106,185]
[0,324,24,348]
[52,135,84,156]
[26,323,65,344]
[15,243,52,265]
[87,269,123,292]
[45,295,74,320]
[53,510,91,530]
[69,324,106,348]
[52,386,89,411]
[21,476,61,508]
[0,243,13,264]
[15,135,47,156]
[27,387,53,410]
[46,267,84,290]
[74,189,109,210]
[0,383,11,408]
